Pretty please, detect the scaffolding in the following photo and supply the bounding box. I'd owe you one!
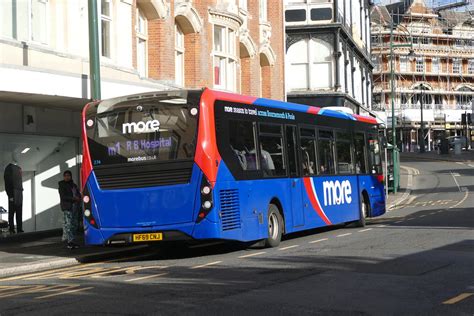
[371,0,474,150]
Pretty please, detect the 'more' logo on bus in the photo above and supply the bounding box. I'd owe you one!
[322,180,352,206]
[122,120,160,134]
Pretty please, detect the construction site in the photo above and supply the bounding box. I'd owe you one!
[371,0,474,152]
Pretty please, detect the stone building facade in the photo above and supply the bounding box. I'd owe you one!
[284,0,373,115]
[371,0,474,151]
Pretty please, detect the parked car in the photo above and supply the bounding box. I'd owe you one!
[447,136,467,149]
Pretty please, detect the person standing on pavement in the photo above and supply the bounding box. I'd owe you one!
[58,170,81,249]
[3,162,24,234]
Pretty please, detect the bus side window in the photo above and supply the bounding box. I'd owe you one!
[335,131,354,174]
[354,132,367,174]
[228,120,259,171]
[259,124,286,177]
[367,133,382,174]
[318,130,335,175]
[300,128,316,176]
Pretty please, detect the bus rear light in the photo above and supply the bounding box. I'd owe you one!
[201,186,211,195]
[82,186,98,228]
[376,174,384,183]
[197,176,213,223]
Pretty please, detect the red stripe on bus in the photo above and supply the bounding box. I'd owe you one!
[195,89,257,186]
[352,114,377,124]
[307,106,321,115]
[81,102,95,190]
[303,177,332,225]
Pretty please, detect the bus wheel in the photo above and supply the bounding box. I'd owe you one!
[356,195,369,227]
[264,204,283,248]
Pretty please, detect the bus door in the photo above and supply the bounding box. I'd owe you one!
[286,125,305,227]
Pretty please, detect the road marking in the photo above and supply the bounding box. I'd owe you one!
[336,233,352,238]
[376,225,387,228]
[450,171,462,192]
[238,252,266,258]
[469,164,474,168]
[456,162,464,165]
[0,285,49,299]
[358,228,372,232]
[190,261,222,269]
[449,190,470,209]
[394,220,403,224]
[406,218,415,221]
[309,238,328,244]
[36,286,94,300]
[419,215,426,218]
[279,245,299,251]
[430,212,437,215]
[126,272,168,282]
[442,293,473,305]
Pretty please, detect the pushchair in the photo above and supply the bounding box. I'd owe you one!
[0,206,9,231]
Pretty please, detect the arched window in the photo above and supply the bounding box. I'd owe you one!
[456,87,473,109]
[212,24,237,91]
[136,9,148,77]
[175,23,185,86]
[287,38,333,91]
[410,85,432,108]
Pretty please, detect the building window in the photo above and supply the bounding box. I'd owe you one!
[259,0,267,21]
[468,59,474,75]
[456,87,473,109]
[453,58,461,74]
[239,0,247,11]
[454,39,463,47]
[175,23,185,86]
[431,57,439,73]
[31,0,48,44]
[101,0,112,58]
[416,57,424,73]
[213,25,237,91]
[136,9,147,78]
[287,38,333,91]
[400,56,408,72]
[372,55,380,71]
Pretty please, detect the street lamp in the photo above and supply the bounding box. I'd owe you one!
[389,21,415,193]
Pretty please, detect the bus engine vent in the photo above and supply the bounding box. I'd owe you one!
[219,189,241,231]
[94,161,193,190]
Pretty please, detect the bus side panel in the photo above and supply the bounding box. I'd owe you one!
[358,175,386,217]
[301,176,360,227]
[210,162,294,242]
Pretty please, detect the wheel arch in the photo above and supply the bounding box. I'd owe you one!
[360,190,372,217]
[269,197,285,233]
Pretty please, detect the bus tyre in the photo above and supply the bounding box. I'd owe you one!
[357,195,369,227]
[264,204,283,248]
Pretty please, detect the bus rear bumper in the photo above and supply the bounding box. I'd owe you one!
[84,219,222,246]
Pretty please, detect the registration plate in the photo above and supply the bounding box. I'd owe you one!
[132,233,163,242]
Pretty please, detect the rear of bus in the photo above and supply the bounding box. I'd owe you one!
[81,90,216,245]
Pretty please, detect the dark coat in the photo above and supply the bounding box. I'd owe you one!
[58,180,80,211]
[4,163,23,198]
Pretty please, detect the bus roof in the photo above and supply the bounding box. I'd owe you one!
[207,89,379,125]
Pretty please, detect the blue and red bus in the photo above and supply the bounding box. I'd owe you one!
[81,88,385,247]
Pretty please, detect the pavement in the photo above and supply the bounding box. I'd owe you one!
[0,158,472,315]
[0,151,458,279]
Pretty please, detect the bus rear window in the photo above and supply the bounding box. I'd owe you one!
[86,99,197,166]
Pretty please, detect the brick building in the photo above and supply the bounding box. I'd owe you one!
[371,0,474,151]
[138,0,285,99]
[0,0,284,233]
